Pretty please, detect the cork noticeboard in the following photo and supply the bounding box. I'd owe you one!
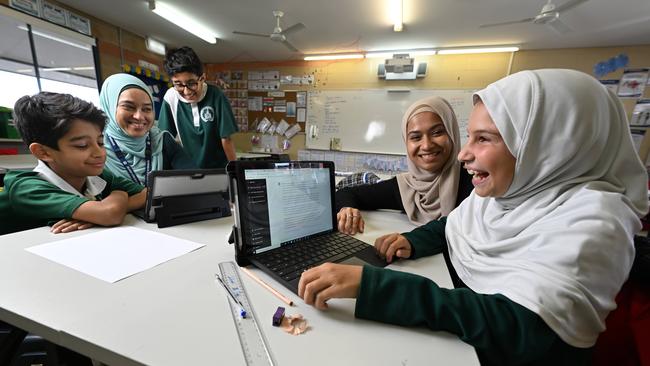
[247,90,304,131]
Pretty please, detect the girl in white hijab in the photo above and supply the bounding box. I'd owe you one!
[298,69,647,365]
[335,96,473,234]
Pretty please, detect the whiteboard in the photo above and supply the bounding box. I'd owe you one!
[306,89,475,154]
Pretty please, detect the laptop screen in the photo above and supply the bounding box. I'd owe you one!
[240,162,334,255]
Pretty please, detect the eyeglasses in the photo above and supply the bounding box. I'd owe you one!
[172,79,201,92]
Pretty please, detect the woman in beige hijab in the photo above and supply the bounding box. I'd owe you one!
[335,96,472,234]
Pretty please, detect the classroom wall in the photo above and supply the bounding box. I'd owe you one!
[511,46,650,115]
[206,44,650,159]
[0,0,164,82]
[3,0,649,160]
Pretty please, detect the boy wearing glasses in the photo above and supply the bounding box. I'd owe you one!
[158,46,238,168]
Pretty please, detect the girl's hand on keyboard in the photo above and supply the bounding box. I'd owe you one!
[374,233,412,263]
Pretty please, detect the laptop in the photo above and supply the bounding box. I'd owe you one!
[227,160,389,294]
[133,169,231,228]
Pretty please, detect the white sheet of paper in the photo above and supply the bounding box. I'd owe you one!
[26,227,205,283]
[297,108,306,122]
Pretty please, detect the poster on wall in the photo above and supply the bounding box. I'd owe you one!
[9,0,41,17]
[41,1,67,26]
[630,99,650,127]
[297,108,306,122]
[296,91,307,107]
[618,68,649,98]
[66,11,92,36]
[286,102,296,117]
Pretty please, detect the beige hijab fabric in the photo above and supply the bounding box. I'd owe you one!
[396,96,461,225]
[446,69,648,347]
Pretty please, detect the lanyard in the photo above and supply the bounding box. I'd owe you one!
[108,134,151,186]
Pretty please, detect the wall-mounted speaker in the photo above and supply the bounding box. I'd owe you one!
[416,62,427,78]
[378,64,386,79]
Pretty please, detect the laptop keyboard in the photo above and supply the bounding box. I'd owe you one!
[254,232,369,282]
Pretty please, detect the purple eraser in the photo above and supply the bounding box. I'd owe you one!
[272,306,285,326]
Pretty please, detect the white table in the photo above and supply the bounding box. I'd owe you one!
[0,154,37,171]
[0,211,479,366]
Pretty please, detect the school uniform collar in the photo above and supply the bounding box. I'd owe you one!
[33,160,106,199]
[176,82,209,127]
[177,81,208,104]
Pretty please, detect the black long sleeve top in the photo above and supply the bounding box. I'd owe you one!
[335,168,474,212]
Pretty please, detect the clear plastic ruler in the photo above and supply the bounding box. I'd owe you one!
[218,261,276,366]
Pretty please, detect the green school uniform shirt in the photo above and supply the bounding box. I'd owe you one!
[354,218,593,366]
[0,169,143,235]
[158,84,238,169]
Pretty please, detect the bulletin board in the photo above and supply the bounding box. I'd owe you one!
[247,90,304,131]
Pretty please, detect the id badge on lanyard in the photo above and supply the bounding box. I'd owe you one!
[108,134,152,186]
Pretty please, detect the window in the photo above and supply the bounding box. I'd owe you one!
[0,12,39,108]
[0,7,99,110]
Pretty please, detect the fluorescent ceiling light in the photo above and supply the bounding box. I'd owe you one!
[438,46,519,55]
[304,54,364,61]
[145,37,166,55]
[410,49,437,56]
[41,67,72,72]
[392,0,403,32]
[365,52,394,59]
[149,1,217,44]
[366,49,437,58]
[18,26,91,50]
[17,66,94,73]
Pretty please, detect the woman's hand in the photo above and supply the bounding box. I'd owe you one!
[337,207,365,235]
[51,218,95,234]
[374,233,412,263]
[298,263,363,310]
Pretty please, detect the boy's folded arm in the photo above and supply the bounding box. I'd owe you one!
[71,190,129,226]
[126,188,147,212]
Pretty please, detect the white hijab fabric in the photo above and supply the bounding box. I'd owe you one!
[446,69,648,348]
[396,96,461,225]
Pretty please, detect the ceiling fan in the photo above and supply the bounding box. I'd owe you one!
[233,10,305,52]
[479,0,588,34]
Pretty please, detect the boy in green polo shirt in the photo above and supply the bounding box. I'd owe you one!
[158,46,238,168]
[0,92,147,235]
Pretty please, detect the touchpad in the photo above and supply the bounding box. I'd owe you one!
[340,257,370,266]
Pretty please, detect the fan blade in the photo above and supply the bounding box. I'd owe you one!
[554,0,588,13]
[233,31,269,38]
[479,17,535,28]
[546,17,572,33]
[282,22,305,35]
[281,39,300,52]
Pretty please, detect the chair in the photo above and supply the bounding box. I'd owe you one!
[0,321,92,366]
[592,237,650,366]
[0,321,27,365]
[9,334,60,366]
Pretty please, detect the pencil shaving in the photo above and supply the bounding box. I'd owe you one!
[280,314,308,335]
